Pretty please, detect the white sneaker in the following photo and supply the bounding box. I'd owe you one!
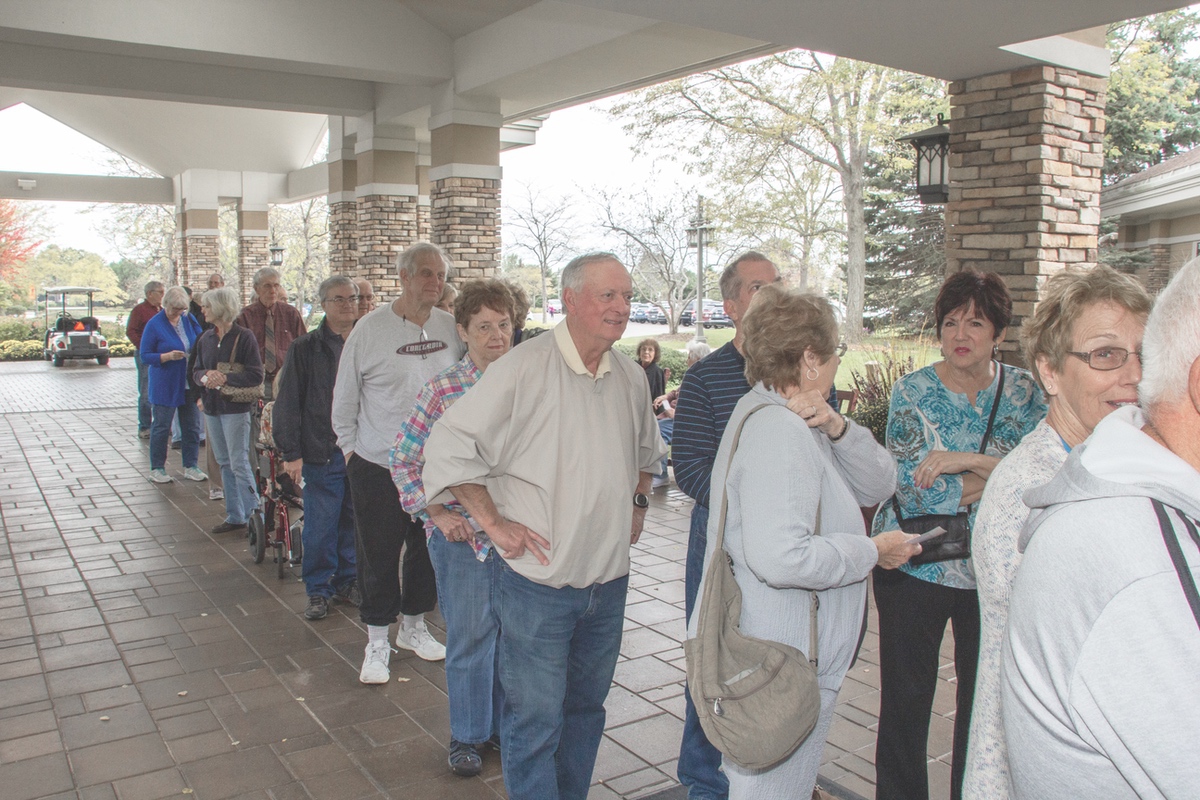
[651,474,669,489]
[396,621,447,661]
[149,469,172,484]
[359,640,392,684]
[209,487,225,500]
[183,467,208,482]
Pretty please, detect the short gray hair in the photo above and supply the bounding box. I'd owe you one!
[144,280,165,296]
[686,339,713,364]
[719,251,775,301]
[318,275,356,302]
[561,252,620,294]
[163,286,190,311]
[398,241,451,278]
[253,267,281,288]
[1140,256,1200,409]
[201,287,241,325]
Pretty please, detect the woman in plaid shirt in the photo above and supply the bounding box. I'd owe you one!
[389,278,516,778]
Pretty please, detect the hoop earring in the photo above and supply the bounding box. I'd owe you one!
[805,367,819,382]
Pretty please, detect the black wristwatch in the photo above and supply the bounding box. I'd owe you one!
[633,492,649,509]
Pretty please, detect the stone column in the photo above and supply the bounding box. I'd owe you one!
[237,202,270,306]
[416,162,432,242]
[429,112,502,280]
[355,121,419,301]
[945,65,1106,361]
[327,117,358,275]
[176,203,219,292]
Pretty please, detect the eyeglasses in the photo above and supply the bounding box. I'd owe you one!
[836,342,848,358]
[322,296,358,307]
[1067,347,1141,371]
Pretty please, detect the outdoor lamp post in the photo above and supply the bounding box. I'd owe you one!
[686,196,714,342]
[898,113,951,204]
[269,243,285,268]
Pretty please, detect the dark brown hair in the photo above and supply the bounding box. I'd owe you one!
[636,338,661,364]
[454,279,515,329]
[935,269,1012,337]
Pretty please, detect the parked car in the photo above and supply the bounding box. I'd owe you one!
[679,299,726,327]
[630,303,650,323]
[647,305,668,324]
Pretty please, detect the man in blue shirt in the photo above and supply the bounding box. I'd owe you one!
[673,251,781,800]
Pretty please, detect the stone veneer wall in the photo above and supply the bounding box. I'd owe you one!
[329,201,358,275]
[431,178,500,280]
[357,195,417,300]
[180,235,220,297]
[417,202,431,244]
[237,236,270,307]
[1144,244,1172,294]
[946,65,1106,361]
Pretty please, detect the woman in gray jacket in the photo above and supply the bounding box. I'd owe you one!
[689,285,918,798]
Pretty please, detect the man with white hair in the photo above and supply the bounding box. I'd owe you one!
[423,252,666,800]
[333,242,464,683]
[354,277,377,319]
[127,279,165,439]
[235,266,305,399]
[1003,257,1200,799]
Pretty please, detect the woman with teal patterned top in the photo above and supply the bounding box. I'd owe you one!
[871,270,1046,800]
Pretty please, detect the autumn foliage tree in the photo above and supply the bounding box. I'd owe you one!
[0,199,41,283]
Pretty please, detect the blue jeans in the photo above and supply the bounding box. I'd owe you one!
[300,452,356,598]
[658,418,675,477]
[135,349,151,431]
[205,412,258,525]
[150,402,200,471]
[678,504,728,800]
[495,562,628,800]
[428,530,502,745]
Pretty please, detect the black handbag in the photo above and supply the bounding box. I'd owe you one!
[890,364,1004,565]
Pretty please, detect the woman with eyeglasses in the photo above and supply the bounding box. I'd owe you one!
[141,286,206,485]
[872,269,1046,800]
[962,265,1151,798]
[688,285,919,798]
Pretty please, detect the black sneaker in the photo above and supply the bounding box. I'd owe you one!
[448,739,482,777]
[335,580,362,607]
[486,733,501,754]
[303,595,328,620]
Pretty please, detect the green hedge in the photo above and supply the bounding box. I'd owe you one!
[613,342,689,391]
[0,339,135,361]
[0,321,41,342]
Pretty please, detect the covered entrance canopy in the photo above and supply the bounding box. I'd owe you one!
[0,0,1189,304]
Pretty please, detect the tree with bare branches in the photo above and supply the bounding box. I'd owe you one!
[504,184,579,322]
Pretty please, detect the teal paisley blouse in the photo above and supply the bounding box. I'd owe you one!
[871,362,1046,589]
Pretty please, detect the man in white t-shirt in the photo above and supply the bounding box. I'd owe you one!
[332,242,465,684]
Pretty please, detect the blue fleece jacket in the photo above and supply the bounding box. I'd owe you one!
[141,310,202,407]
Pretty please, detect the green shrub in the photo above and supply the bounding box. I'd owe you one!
[0,340,45,361]
[110,342,135,357]
[0,320,41,342]
[613,342,689,391]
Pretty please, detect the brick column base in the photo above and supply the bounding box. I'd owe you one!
[182,235,219,296]
[431,177,500,280]
[357,194,417,301]
[946,65,1106,362]
[238,236,270,307]
[329,200,358,275]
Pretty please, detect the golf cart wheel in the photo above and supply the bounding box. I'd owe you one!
[248,511,266,564]
[97,355,109,365]
[275,541,287,579]
[52,353,64,367]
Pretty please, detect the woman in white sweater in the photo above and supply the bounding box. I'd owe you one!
[963,265,1151,798]
[690,285,919,798]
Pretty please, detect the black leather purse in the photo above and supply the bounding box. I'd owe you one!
[890,364,1004,565]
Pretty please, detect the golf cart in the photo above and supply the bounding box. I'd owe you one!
[42,286,110,366]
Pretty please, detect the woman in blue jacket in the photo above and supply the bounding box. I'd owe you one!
[141,286,206,484]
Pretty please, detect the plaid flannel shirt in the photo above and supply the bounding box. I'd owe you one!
[389,354,492,560]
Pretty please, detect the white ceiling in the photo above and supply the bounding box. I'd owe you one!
[0,0,1188,185]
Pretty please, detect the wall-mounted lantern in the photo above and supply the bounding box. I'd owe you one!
[898,113,951,204]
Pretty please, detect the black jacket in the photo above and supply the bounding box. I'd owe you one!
[272,319,347,464]
[189,324,264,415]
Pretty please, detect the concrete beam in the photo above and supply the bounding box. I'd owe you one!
[0,171,172,203]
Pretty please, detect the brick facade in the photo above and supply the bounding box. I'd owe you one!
[431,177,500,280]
[329,200,358,275]
[179,235,219,296]
[1144,244,1172,294]
[417,201,431,243]
[946,65,1106,361]
[357,194,417,300]
[237,235,270,306]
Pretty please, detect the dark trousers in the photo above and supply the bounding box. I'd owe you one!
[345,453,437,626]
[872,567,980,800]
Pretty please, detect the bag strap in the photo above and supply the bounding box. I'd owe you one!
[714,402,820,667]
[891,362,1006,524]
[1152,499,1200,632]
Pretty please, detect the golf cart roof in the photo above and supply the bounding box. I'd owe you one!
[43,287,103,295]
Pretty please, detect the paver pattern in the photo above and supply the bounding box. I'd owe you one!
[0,357,960,800]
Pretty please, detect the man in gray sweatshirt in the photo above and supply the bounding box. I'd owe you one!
[1002,256,1200,800]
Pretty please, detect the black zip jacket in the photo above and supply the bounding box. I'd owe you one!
[271,319,347,465]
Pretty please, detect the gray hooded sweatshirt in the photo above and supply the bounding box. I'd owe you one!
[1001,405,1200,799]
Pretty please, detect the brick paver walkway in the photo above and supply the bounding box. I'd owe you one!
[0,357,961,800]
